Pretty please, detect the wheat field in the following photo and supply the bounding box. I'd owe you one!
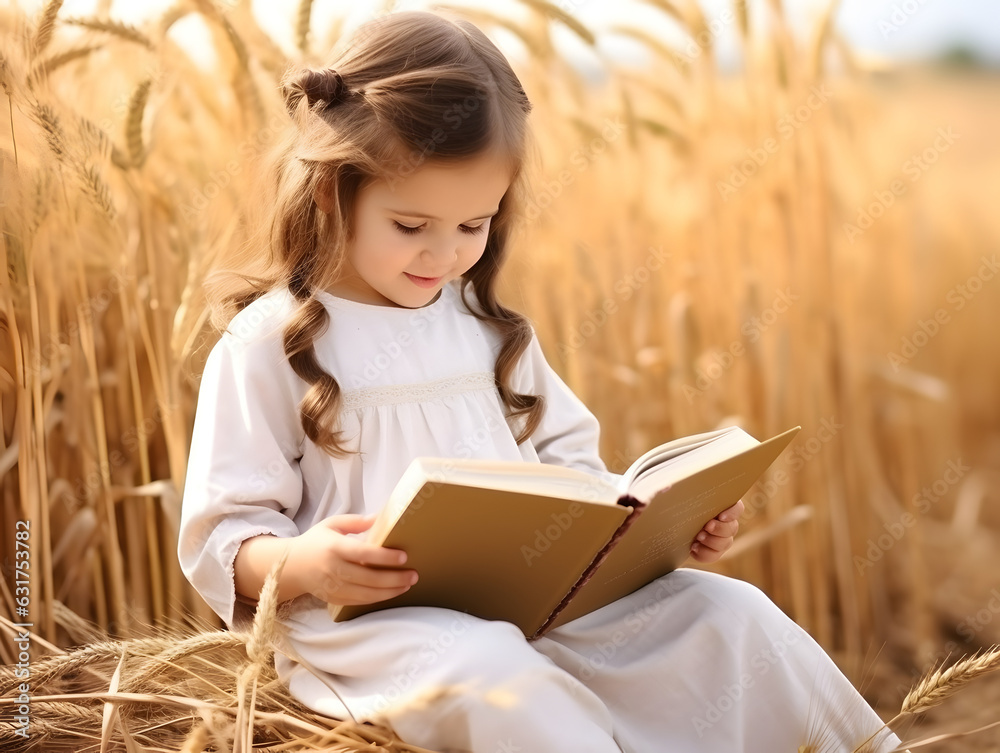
[0,0,998,750]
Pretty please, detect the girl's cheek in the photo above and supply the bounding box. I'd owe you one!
[376,233,411,259]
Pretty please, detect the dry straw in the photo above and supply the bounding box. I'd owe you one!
[64,17,154,50]
[296,0,316,54]
[0,568,440,752]
[125,78,152,168]
[31,0,65,57]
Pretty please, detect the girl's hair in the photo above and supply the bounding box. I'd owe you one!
[205,10,543,457]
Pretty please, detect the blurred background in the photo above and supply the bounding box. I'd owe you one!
[1,0,998,748]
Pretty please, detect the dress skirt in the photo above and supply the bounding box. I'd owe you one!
[274,569,902,753]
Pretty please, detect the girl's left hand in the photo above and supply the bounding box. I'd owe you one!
[689,498,744,563]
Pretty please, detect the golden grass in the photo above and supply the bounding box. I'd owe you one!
[63,17,154,50]
[31,0,64,57]
[0,0,998,749]
[842,647,1000,752]
[899,646,1000,718]
[0,570,437,753]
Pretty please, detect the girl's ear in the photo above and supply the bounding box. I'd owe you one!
[314,177,335,214]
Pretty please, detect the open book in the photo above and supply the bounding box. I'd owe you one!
[329,425,800,639]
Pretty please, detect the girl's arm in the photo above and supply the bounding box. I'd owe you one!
[180,307,417,626]
[511,328,608,475]
[178,325,308,626]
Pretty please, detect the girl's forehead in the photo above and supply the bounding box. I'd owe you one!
[369,153,513,213]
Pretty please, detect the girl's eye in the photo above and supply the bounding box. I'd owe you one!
[393,221,487,236]
[394,221,423,235]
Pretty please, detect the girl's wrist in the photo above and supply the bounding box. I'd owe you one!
[234,533,307,603]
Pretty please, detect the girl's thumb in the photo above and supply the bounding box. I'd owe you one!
[321,514,376,534]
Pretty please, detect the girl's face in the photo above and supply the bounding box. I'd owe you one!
[324,151,514,309]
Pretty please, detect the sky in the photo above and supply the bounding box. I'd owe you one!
[539,0,1000,72]
[12,0,1000,70]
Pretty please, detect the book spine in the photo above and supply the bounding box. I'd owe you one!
[530,496,648,640]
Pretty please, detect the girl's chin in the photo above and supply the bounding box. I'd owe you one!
[370,284,443,310]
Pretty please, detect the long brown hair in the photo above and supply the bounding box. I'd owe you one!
[205,10,543,457]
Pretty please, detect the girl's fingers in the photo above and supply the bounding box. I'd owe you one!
[690,543,720,563]
[694,531,734,554]
[703,518,739,539]
[323,582,416,606]
[319,514,376,535]
[690,537,731,563]
[716,499,745,522]
[319,559,417,593]
[338,537,409,568]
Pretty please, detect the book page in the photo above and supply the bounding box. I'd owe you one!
[627,428,760,502]
[620,427,741,487]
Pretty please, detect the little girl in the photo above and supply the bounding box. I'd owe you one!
[179,10,902,752]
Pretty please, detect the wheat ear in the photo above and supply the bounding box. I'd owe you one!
[33,0,65,57]
[899,645,1000,717]
[126,78,152,168]
[851,646,1000,753]
[64,17,154,49]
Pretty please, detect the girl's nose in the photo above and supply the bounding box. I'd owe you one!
[422,241,459,264]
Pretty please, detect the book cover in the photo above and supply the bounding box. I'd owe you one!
[331,426,800,637]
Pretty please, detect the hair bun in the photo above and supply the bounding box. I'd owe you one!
[283,68,351,116]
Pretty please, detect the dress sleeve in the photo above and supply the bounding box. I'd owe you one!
[511,328,610,476]
[178,329,306,628]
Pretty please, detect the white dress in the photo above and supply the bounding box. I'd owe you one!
[179,280,901,753]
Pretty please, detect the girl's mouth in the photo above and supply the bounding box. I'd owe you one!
[404,273,444,289]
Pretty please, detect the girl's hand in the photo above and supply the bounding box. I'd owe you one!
[689,499,744,563]
[290,514,418,606]
[233,515,417,604]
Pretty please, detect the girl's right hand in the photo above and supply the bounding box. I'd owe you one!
[289,514,419,606]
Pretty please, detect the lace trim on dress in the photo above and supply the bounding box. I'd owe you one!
[340,371,498,412]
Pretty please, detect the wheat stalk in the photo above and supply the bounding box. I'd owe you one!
[296,0,315,54]
[433,6,545,60]
[77,163,116,219]
[218,13,251,69]
[899,646,1000,717]
[807,0,842,78]
[636,0,688,27]
[0,47,12,97]
[29,44,104,81]
[733,0,749,37]
[125,78,152,168]
[64,17,154,49]
[155,2,191,39]
[31,101,66,159]
[75,113,130,169]
[885,720,1000,751]
[515,0,597,47]
[32,0,64,57]
[849,646,1000,753]
[609,24,692,76]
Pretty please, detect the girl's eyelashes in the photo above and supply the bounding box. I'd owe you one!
[393,222,422,235]
[392,221,487,236]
